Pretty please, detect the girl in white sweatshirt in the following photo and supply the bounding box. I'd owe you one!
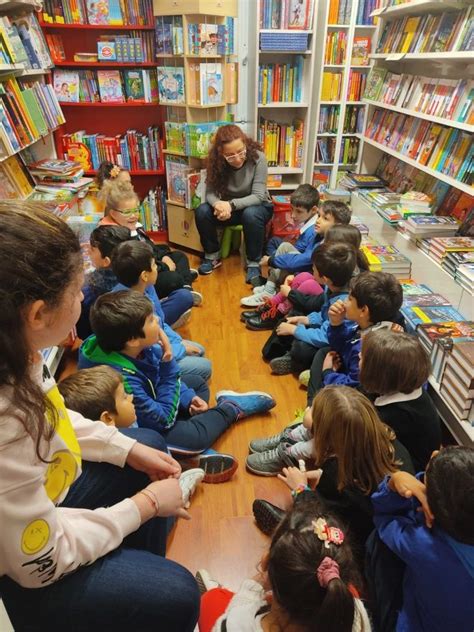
[0,202,199,631]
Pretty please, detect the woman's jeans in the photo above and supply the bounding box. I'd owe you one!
[195,202,273,264]
[0,428,200,632]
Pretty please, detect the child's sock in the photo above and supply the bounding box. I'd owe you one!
[287,424,311,443]
[288,439,314,460]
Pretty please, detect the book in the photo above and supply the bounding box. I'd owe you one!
[199,24,218,56]
[157,66,185,105]
[53,70,79,103]
[402,293,451,308]
[86,0,123,26]
[124,69,145,102]
[402,305,465,328]
[97,70,124,103]
[352,36,371,65]
[200,63,223,105]
[418,321,474,351]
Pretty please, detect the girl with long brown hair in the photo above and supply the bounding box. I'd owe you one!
[195,124,273,282]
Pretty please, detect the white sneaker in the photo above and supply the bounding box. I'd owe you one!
[253,281,276,295]
[179,468,205,508]
[171,308,192,330]
[190,290,203,306]
[252,284,267,295]
[240,291,276,307]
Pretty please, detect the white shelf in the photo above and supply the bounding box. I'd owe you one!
[0,0,40,10]
[362,136,473,195]
[258,102,309,108]
[371,0,468,19]
[371,52,474,62]
[364,99,474,134]
[324,63,345,68]
[268,183,299,190]
[268,166,303,174]
[0,125,61,164]
[428,377,474,446]
[328,23,350,28]
[320,100,342,105]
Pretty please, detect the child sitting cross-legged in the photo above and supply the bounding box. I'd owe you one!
[79,290,276,461]
[243,223,369,331]
[360,329,441,472]
[368,447,474,632]
[111,239,212,382]
[196,499,372,632]
[58,365,206,504]
[304,271,404,403]
[267,241,357,375]
[241,198,351,308]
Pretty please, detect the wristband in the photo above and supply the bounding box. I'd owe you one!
[138,489,160,516]
[291,484,311,499]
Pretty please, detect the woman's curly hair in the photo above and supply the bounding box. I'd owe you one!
[206,124,262,198]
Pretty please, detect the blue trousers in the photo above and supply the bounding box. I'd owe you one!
[195,202,273,264]
[0,428,200,632]
[178,341,212,382]
[161,288,193,327]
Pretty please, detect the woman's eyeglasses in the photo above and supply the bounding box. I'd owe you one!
[116,206,140,217]
[223,148,247,163]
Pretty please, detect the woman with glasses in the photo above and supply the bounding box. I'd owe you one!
[196,124,273,283]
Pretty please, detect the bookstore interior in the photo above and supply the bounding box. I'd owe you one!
[0,0,473,627]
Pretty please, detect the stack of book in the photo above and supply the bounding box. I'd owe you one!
[364,69,473,125]
[61,127,162,173]
[398,191,432,217]
[321,72,342,101]
[402,304,465,333]
[28,158,93,195]
[258,57,304,104]
[187,20,234,56]
[428,237,474,265]
[257,116,304,168]
[343,105,365,133]
[0,154,34,199]
[437,191,474,223]
[140,185,167,232]
[350,215,369,235]
[401,215,459,239]
[442,250,474,278]
[456,263,474,294]
[41,0,154,26]
[328,0,378,26]
[325,31,347,65]
[178,62,233,106]
[318,105,340,133]
[440,341,474,424]
[0,12,52,70]
[361,243,412,278]
[260,31,310,51]
[165,121,227,158]
[155,16,183,55]
[259,0,315,30]
[346,71,367,102]
[165,156,194,206]
[417,320,474,354]
[376,6,473,55]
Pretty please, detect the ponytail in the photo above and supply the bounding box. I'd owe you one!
[316,577,355,632]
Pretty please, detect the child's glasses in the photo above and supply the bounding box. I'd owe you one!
[116,206,140,217]
[223,148,247,163]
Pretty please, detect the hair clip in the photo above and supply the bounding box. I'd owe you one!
[110,165,121,179]
[313,518,345,549]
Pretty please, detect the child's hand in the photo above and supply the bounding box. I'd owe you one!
[391,323,404,333]
[322,351,340,372]
[158,328,173,362]
[127,442,181,480]
[189,396,209,416]
[388,471,434,528]
[260,255,270,266]
[183,341,202,356]
[286,315,309,325]
[328,300,346,326]
[276,321,297,336]
[278,466,323,490]
[284,274,295,286]
[161,255,176,271]
[146,479,191,520]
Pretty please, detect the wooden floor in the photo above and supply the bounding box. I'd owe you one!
[166,252,303,590]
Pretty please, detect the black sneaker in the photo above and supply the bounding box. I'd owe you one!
[246,308,283,331]
[270,352,294,375]
[252,499,285,535]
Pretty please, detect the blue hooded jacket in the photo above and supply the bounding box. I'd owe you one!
[372,476,474,632]
[78,335,195,431]
[76,268,118,340]
[268,221,323,272]
[293,288,350,348]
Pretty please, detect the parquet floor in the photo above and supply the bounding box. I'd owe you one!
[166,252,303,590]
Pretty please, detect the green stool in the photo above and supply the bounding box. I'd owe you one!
[220,224,244,258]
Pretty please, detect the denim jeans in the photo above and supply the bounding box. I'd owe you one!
[160,288,193,327]
[178,340,212,382]
[0,428,200,632]
[195,202,273,264]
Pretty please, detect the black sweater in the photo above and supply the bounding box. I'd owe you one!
[375,391,441,473]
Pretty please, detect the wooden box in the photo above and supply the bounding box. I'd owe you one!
[167,202,203,252]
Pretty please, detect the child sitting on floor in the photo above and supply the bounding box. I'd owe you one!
[58,364,205,505]
[360,329,441,472]
[248,387,414,554]
[243,224,369,331]
[76,225,131,340]
[369,447,474,632]
[197,499,372,632]
[100,180,199,305]
[79,290,276,456]
[111,239,212,382]
[266,242,357,375]
[241,199,351,308]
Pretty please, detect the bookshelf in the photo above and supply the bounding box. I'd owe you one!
[309,0,378,189]
[250,0,317,192]
[153,0,238,251]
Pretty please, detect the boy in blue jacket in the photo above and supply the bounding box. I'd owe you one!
[111,240,212,382]
[268,241,357,375]
[368,446,474,632]
[313,271,403,396]
[79,290,276,454]
[241,195,352,308]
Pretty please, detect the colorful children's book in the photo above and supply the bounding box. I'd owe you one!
[124,69,145,102]
[200,63,223,105]
[199,24,218,56]
[364,68,387,101]
[402,305,465,328]
[86,0,123,26]
[97,70,124,103]
[157,66,185,105]
[352,36,371,65]
[53,70,79,103]
[402,293,451,308]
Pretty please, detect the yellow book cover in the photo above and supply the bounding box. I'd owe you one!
[428,128,451,169]
[2,154,33,198]
[0,24,16,63]
[401,17,421,53]
[262,67,268,105]
[361,247,382,270]
[322,72,332,100]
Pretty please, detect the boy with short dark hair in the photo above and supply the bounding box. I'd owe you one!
[79,290,276,455]
[267,241,357,375]
[76,225,131,340]
[111,240,212,382]
[241,197,351,308]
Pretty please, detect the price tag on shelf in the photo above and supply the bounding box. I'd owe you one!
[370,7,386,17]
[386,53,406,61]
